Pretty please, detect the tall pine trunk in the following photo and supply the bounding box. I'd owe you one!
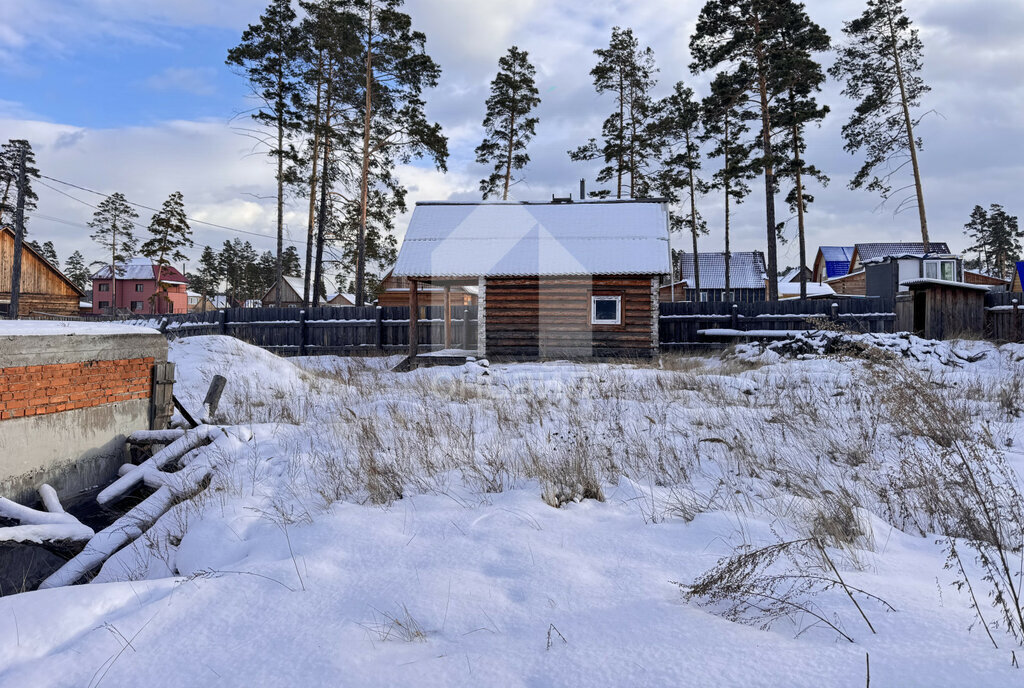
[355,0,374,307]
[616,68,624,199]
[755,46,778,301]
[791,115,808,300]
[313,83,334,307]
[685,128,701,294]
[275,97,284,307]
[885,4,929,251]
[724,115,732,301]
[502,62,518,201]
[303,55,324,308]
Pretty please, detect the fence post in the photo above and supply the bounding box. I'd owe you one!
[730,303,739,331]
[219,309,228,335]
[462,308,471,349]
[831,302,839,323]
[298,309,307,356]
[1014,299,1020,342]
[375,306,384,352]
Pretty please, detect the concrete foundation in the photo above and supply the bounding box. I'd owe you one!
[0,326,167,504]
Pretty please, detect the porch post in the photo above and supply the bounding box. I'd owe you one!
[443,285,452,350]
[409,278,419,357]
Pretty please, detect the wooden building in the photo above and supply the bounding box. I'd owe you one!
[964,270,1009,288]
[669,251,768,303]
[377,268,477,309]
[811,246,854,282]
[0,227,84,317]
[895,278,988,340]
[392,200,671,359]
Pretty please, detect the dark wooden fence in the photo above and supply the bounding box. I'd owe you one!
[131,298,902,355]
[146,305,478,356]
[985,291,1024,341]
[659,297,897,346]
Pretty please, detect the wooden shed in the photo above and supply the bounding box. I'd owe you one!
[895,278,988,340]
[392,200,671,359]
[0,227,84,317]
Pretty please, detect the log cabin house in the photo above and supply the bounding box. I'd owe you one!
[392,200,672,359]
[376,268,477,310]
[0,227,84,317]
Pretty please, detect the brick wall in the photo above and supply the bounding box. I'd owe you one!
[0,357,153,421]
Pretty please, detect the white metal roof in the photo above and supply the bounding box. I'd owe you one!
[676,251,768,289]
[900,278,991,291]
[393,201,671,278]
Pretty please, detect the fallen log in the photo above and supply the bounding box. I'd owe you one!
[0,485,94,544]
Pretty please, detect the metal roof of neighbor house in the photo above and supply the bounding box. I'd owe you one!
[677,251,768,290]
[817,246,854,278]
[90,257,188,285]
[392,201,671,278]
[853,242,950,264]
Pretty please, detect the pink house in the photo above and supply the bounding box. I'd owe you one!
[90,257,189,315]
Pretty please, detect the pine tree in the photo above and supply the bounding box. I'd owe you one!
[654,82,708,292]
[27,240,58,266]
[64,251,89,292]
[0,140,40,231]
[690,0,830,300]
[89,191,140,313]
[189,245,223,311]
[829,0,931,248]
[219,239,259,306]
[774,21,831,299]
[964,204,1022,281]
[228,0,305,307]
[475,46,541,200]
[140,192,193,313]
[700,72,757,299]
[281,245,302,276]
[346,0,448,306]
[570,27,659,199]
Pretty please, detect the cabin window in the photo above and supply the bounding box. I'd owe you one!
[135,283,145,292]
[130,301,144,311]
[699,291,709,302]
[591,295,621,325]
[98,283,110,292]
[98,301,109,309]
[925,260,956,281]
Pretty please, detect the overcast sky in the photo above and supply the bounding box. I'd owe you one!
[1,0,1021,275]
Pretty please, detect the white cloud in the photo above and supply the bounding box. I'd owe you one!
[144,67,218,96]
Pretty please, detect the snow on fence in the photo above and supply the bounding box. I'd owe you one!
[984,291,1024,341]
[128,305,479,356]
[659,298,897,346]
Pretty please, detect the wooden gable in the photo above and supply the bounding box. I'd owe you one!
[1,228,84,298]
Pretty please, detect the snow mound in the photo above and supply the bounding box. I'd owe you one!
[733,331,987,368]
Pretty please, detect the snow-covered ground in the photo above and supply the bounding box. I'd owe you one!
[2,333,1024,686]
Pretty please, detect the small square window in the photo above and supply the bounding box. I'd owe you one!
[135,283,145,292]
[591,295,621,325]
[130,301,144,311]
[98,301,110,309]
[98,283,110,292]
[699,291,709,303]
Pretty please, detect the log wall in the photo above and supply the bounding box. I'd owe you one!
[483,276,656,358]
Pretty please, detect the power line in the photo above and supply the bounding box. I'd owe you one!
[36,174,307,246]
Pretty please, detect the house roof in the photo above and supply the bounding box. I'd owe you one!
[901,278,991,292]
[392,200,671,278]
[853,242,950,265]
[778,279,835,298]
[677,251,768,290]
[2,227,86,297]
[90,256,188,285]
[815,246,854,278]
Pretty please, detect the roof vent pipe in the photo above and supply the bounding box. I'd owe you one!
[580,178,586,200]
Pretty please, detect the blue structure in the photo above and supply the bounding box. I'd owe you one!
[814,246,855,280]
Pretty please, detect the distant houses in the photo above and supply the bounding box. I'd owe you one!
[1,227,84,317]
[90,257,189,315]
[665,251,769,303]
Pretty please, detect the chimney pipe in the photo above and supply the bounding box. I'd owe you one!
[580,178,586,201]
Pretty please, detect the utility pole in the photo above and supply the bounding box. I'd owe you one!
[9,147,27,319]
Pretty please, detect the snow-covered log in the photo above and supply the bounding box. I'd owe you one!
[98,426,224,506]
[0,485,94,543]
[39,427,252,589]
[127,429,187,445]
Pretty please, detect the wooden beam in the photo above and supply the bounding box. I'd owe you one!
[444,285,451,350]
[409,278,419,357]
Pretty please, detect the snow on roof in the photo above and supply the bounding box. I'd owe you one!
[393,201,671,278]
[854,242,951,263]
[90,257,188,284]
[677,251,768,290]
[778,280,835,298]
[900,278,991,291]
